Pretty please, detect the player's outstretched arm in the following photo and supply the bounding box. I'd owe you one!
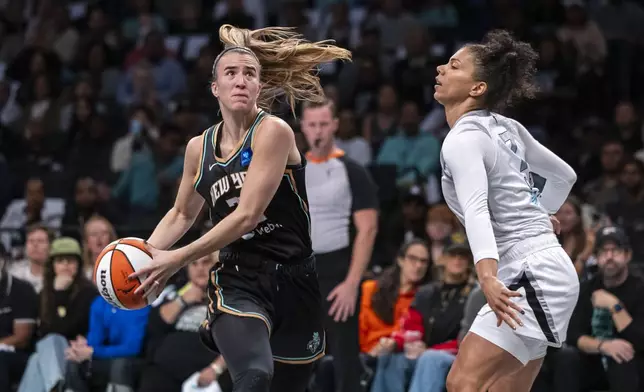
[146,135,206,250]
[176,116,294,262]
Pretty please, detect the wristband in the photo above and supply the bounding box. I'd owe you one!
[597,340,605,354]
[211,363,224,376]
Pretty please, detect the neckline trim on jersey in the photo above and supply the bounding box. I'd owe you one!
[452,109,490,129]
[212,109,264,164]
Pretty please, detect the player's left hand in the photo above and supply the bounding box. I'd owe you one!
[197,365,218,387]
[549,215,561,235]
[591,289,620,309]
[129,243,183,298]
[327,280,359,322]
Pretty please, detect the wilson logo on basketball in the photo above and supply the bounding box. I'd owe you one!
[99,269,119,308]
[94,237,155,310]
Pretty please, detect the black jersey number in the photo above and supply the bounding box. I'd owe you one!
[225,197,267,240]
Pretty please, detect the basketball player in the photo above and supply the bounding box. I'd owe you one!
[129,25,351,392]
[435,30,580,392]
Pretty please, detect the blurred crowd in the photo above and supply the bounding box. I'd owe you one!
[1,0,644,391]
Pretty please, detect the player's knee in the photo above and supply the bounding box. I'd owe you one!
[446,367,479,392]
[234,368,273,392]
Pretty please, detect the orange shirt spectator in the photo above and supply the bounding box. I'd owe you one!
[359,239,431,354]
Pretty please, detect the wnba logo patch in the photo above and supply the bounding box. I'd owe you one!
[241,148,253,167]
[307,332,321,353]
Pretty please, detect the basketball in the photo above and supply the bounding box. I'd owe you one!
[94,237,157,310]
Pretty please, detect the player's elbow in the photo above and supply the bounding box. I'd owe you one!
[236,210,263,233]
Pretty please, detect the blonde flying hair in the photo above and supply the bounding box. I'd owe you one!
[213,24,352,110]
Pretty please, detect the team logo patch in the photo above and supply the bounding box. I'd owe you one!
[307,332,321,354]
[241,147,253,167]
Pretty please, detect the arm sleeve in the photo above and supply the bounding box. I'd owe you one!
[442,130,499,263]
[343,157,379,212]
[92,307,150,359]
[516,125,577,214]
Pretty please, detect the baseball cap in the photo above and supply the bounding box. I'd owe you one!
[595,226,630,251]
[50,237,82,259]
[444,236,472,260]
[402,185,426,205]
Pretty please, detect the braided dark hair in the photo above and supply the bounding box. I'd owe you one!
[467,30,539,112]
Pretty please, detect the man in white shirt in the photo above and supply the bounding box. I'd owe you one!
[8,224,51,293]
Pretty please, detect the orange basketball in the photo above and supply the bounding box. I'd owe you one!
[93,237,156,310]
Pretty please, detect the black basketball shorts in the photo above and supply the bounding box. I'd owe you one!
[199,253,326,364]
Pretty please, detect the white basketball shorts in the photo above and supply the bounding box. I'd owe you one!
[469,234,580,365]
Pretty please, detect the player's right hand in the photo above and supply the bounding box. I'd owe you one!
[480,275,525,330]
[600,339,634,363]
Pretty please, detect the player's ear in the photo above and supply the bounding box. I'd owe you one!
[211,82,219,98]
[469,81,487,99]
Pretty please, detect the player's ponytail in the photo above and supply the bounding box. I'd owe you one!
[213,24,352,111]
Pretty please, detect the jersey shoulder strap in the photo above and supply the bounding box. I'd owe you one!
[193,124,219,189]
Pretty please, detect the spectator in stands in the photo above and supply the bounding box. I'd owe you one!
[7,224,53,293]
[81,216,117,279]
[361,83,399,155]
[214,0,256,30]
[359,239,431,356]
[425,203,462,266]
[111,105,159,174]
[80,42,122,100]
[371,243,475,392]
[583,138,624,209]
[566,226,644,392]
[67,115,117,184]
[334,108,372,167]
[376,100,440,187]
[392,24,441,105]
[111,123,183,221]
[139,253,231,391]
[364,0,417,53]
[121,0,167,44]
[605,158,644,270]
[556,196,589,274]
[63,178,119,240]
[383,186,428,262]
[613,101,642,154]
[1,178,64,255]
[557,0,607,76]
[119,31,186,106]
[0,243,38,391]
[64,295,150,392]
[418,0,459,29]
[17,237,97,392]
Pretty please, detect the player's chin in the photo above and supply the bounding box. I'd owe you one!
[433,90,446,105]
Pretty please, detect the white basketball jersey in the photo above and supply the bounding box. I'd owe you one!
[441,111,554,258]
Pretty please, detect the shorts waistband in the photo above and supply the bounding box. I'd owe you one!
[218,252,316,274]
[501,233,560,262]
